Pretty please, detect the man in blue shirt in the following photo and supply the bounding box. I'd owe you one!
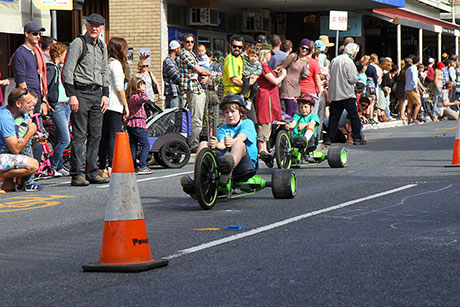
[0,88,40,192]
[405,56,424,124]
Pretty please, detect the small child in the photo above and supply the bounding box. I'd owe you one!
[126,76,154,175]
[181,94,257,193]
[196,44,210,84]
[241,47,262,105]
[282,93,320,150]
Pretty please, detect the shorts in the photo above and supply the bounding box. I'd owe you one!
[216,151,254,175]
[256,123,272,142]
[405,89,421,105]
[0,153,28,172]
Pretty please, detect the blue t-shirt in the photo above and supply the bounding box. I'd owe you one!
[217,119,258,168]
[0,106,16,153]
[268,50,287,70]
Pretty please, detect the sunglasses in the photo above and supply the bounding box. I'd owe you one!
[360,103,369,110]
[232,45,243,50]
[30,32,41,37]
[15,88,29,102]
[141,65,149,68]
[185,40,194,44]
[300,46,309,50]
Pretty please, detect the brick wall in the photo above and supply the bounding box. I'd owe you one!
[109,0,163,87]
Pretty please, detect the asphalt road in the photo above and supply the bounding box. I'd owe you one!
[1,121,460,306]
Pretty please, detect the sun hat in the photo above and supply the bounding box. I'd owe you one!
[314,40,326,52]
[319,35,334,47]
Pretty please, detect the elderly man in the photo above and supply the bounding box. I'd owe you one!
[0,88,40,192]
[63,13,110,186]
[327,43,366,145]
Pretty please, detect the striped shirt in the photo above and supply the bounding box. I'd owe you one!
[163,55,181,97]
[127,90,149,129]
[178,49,202,94]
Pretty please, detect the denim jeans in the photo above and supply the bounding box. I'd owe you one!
[165,95,184,109]
[127,127,150,169]
[98,110,123,169]
[50,104,71,171]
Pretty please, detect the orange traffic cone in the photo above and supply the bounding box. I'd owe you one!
[446,112,460,167]
[83,132,168,272]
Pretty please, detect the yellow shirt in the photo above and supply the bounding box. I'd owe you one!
[223,53,244,95]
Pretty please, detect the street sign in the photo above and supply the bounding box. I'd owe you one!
[329,10,348,31]
[36,0,73,11]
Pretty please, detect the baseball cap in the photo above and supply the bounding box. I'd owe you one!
[428,57,435,63]
[24,21,45,33]
[86,13,105,25]
[260,43,274,55]
[169,40,181,50]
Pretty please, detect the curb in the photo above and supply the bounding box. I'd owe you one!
[362,119,408,130]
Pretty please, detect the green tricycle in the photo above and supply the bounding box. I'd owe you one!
[191,148,297,210]
[272,127,348,169]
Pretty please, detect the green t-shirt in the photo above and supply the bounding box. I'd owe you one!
[291,112,320,139]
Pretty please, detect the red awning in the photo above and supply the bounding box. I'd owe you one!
[373,8,459,31]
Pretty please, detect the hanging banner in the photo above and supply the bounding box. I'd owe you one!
[36,0,73,10]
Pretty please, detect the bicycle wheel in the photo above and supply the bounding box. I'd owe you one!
[275,130,292,169]
[194,148,218,210]
[159,139,191,168]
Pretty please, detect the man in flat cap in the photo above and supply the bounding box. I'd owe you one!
[63,13,110,186]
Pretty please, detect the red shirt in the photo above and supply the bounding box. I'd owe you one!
[426,65,434,82]
[300,57,320,95]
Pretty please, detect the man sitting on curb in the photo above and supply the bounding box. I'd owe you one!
[0,88,40,192]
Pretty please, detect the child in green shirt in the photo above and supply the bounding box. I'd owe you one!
[282,93,320,150]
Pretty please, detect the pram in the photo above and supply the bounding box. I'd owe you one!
[145,107,192,168]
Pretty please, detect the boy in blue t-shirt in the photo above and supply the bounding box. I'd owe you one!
[281,93,320,150]
[181,94,257,194]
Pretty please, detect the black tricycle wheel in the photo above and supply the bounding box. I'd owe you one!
[159,139,191,168]
[194,148,219,210]
[275,129,292,169]
[271,169,296,199]
[327,146,348,168]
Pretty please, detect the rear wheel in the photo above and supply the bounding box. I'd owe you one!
[195,148,219,210]
[275,130,292,169]
[327,146,348,168]
[159,139,191,168]
[271,169,296,199]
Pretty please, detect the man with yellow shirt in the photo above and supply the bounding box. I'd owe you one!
[223,35,257,122]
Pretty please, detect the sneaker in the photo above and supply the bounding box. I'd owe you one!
[218,152,235,185]
[353,138,367,145]
[88,175,110,184]
[24,182,44,191]
[57,169,70,176]
[71,176,90,186]
[51,169,62,177]
[137,167,154,175]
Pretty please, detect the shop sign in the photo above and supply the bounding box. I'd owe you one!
[320,13,362,37]
[168,27,197,41]
[36,0,73,10]
[329,11,348,31]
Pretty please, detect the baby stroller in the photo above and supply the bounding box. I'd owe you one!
[145,107,192,168]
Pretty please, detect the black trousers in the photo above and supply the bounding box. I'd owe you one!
[328,97,362,141]
[70,88,103,179]
[98,110,123,169]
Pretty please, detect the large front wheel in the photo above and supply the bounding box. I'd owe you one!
[275,130,292,169]
[194,148,219,210]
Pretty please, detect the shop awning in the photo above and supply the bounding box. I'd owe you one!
[0,0,51,36]
[373,8,459,35]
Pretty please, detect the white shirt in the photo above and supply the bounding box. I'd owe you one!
[107,58,125,113]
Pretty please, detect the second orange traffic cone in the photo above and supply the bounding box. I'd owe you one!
[446,112,460,167]
[83,132,168,272]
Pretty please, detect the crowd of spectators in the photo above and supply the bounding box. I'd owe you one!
[2,13,460,192]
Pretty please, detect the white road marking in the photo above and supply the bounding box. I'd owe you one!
[97,171,193,188]
[165,184,417,260]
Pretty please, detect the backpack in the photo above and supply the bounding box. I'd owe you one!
[77,35,105,64]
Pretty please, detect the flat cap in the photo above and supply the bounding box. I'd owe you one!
[86,13,105,25]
